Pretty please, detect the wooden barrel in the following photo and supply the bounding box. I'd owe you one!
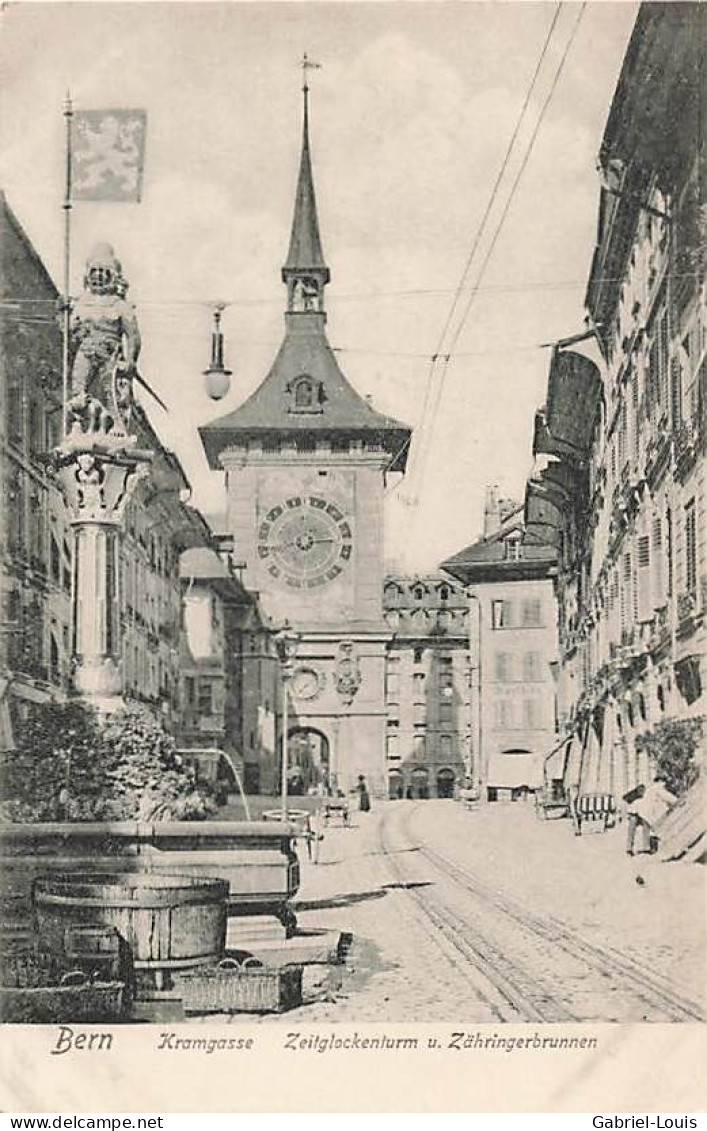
[33,873,228,971]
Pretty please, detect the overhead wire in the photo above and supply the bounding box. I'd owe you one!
[385,1,564,495]
[397,1,588,508]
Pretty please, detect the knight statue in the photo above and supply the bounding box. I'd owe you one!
[67,243,141,435]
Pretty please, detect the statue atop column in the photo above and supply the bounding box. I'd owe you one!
[67,243,141,435]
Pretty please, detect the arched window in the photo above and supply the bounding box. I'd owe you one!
[289,375,324,414]
[412,584,426,601]
[295,379,314,408]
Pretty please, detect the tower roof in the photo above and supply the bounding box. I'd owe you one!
[200,79,411,472]
[282,87,329,277]
[199,320,411,470]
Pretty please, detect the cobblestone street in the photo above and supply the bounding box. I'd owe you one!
[229,799,706,1025]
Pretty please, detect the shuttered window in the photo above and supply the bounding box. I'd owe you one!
[685,499,697,595]
[621,553,632,631]
[636,534,652,622]
[651,518,665,609]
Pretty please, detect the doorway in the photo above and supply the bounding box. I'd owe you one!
[436,767,456,798]
[285,727,331,795]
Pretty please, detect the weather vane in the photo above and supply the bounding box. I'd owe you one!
[300,52,322,92]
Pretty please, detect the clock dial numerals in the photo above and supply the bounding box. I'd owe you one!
[258,495,353,588]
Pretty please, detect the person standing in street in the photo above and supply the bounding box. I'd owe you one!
[626,775,676,855]
[356,774,371,812]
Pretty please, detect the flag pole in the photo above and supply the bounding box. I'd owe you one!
[61,91,73,438]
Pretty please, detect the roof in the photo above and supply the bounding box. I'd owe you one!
[200,299,411,468]
[200,87,412,471]
[0,191,59,301]
[179,547,229,581]
[282,92,329,276]
[441,516,557,586]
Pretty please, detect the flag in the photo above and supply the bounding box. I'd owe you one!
[71,109,147,202]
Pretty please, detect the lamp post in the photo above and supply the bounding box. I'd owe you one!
[275,620,300,821]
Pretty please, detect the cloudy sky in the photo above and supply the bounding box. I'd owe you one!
[1,1,637,569]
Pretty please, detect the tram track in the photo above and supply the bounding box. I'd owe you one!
[411,820,705,1024]
[377,803,704,1023]
[375,806,577,1022]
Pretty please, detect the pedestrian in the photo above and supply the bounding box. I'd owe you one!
[356,774,371,813]
[625,775,676,856]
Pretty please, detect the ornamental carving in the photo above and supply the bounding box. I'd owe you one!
[334,640,361,706]
[53,442,151,525]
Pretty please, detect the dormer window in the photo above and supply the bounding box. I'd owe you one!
[288,374,324,414]
[505,533,522,561]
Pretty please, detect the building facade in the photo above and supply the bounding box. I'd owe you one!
[533,3,706,800]
[179,546,283,795]
[1,193,71,742]
[199,89,411,797]
[383,575,471,799]
[443,491,559,801]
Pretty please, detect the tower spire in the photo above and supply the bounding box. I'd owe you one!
[283,56,330,316]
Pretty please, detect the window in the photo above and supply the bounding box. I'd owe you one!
[491,599,512,629]
[291,376,319,411]
[413,733,426,759]
[413,646,424,665]
[494,652,512,683]
[8,384,23,445]
[666,507,673,598]
[412,584,426,602]
[651,518,665,609]
[28,399,43,456]
[197,680,213,715]
[505,537,522,561]
[439,584,451,601]
[648,306,669,418]
[386,660,400,702]
[413,672,425,700]
[494,699,513,728]
[636,534,652,622]
[522,651,542,682]
[386,721,399,759]
[685,499,697,595]
[521,698,539,728]
[50,533,61,584]
[413,701,426,725]
[621,552,632,630]
[439,735,452,759]
[520,598,542,627]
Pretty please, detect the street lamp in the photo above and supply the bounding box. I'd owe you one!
[203,304,233,401]
[275,619,300,821]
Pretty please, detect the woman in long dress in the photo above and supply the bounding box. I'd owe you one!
[356,774,371,812]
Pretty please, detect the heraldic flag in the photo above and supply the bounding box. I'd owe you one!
[71,109,147,202]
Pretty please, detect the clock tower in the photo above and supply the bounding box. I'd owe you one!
[200,81,411,796]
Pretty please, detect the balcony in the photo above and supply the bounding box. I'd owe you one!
[676,591,700,640]
[674,417,703,481]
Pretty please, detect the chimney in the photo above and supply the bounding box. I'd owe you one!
[483,484,500,539]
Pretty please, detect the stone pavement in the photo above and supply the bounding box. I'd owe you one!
[202,798,705,1023]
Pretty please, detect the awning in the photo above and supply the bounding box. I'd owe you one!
[487,751,539,790]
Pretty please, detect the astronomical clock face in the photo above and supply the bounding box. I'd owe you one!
[257,494,353,589]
